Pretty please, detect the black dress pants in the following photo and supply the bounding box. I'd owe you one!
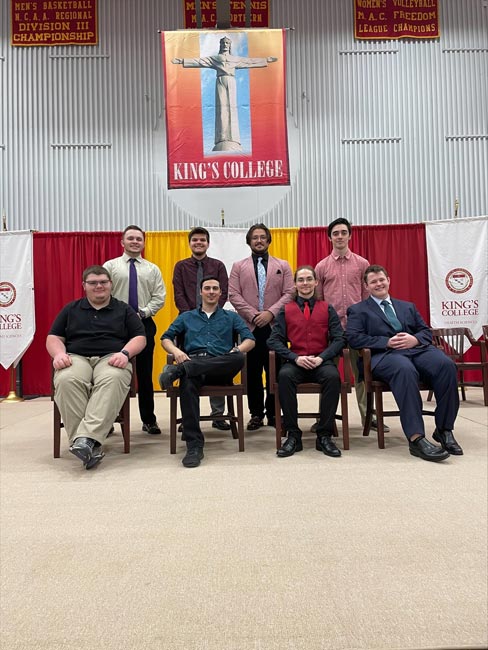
[179,352,245,449]
[278,361,341,438]
[136,317,157,425]
[246,324,275,420]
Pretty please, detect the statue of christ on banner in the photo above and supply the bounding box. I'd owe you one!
[172,34,277,153]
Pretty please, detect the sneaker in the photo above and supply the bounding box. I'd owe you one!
[159,364,184,390]
[247,416,264,431]
[85,450,105,470]
[212,420,231,431]
[142,422,161,435]
[182,447,204,468]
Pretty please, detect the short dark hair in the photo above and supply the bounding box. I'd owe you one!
[294,265,316,282]
[328,218,352,238]
[246,223,272,246]
[200,275,221,290]
[83,265,111,282]
[122,225,145,237]
[188,227,210,243]
[363,264,388,283]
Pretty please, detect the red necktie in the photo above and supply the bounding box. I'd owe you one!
[303,301,310,320]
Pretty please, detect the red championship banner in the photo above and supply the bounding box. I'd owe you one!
[354,0,439,40]
[161,29,289,190]
[11,0,98,47]
[183,1,269,29]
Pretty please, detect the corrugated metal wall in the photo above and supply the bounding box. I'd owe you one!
[1,0,486,231]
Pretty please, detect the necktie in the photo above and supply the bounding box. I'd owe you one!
[257,257,266,311]
[381,300,402,332]
[303,301,311,320]
[196,260,204,308]
[128,258,138,312]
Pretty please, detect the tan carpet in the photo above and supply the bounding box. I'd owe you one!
[1,390,487,650]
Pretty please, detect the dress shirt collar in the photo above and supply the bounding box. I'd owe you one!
[331,249,352,261]
[296,296,316,310]
[371,295,392,308]
[122,252,142,263]
[252,252,269,263]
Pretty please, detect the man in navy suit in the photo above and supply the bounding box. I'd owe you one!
[346,265,462,462]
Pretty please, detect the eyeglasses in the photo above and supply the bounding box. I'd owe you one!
[84,280,111,286]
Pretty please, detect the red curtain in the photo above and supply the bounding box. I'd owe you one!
[0,232,122,396]
[297,223,429,320]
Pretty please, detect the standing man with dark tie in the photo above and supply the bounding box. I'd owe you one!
[104,225,166,435]
[172,227,230,430]
[229,223,294,430]
[346,264,463,462]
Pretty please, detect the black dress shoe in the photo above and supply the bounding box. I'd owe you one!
[277,437,303,457]
[159,364,184,389]
[212,420,231,431]
[409,436,450,462]
[247,416,264,431]
[182,447,204,468]
[315,435,341,457]
[432,428,463,455]
[143,422,161,435]
[69,437,96,464]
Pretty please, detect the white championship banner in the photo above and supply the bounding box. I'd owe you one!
[426,216,487,344]
[0,231,36,368]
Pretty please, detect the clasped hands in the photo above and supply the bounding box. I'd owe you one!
[295,355,323,369]
[387,332,419,350]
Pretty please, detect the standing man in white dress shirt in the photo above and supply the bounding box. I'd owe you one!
[104,225,166,434]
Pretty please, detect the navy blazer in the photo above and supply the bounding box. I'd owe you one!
[346,296,432,370]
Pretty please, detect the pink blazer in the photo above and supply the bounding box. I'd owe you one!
[229,255,295,330]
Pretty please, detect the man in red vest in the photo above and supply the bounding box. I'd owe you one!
[267,266,346,458]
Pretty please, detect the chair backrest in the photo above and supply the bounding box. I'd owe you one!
[431,327,479,363]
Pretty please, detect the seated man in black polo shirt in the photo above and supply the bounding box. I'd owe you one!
[46,265,146,470]
[160,276,255,468]
[267,265,346,458]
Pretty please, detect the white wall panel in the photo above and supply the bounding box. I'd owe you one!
[1,0,486,231]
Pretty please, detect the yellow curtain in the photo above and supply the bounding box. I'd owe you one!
[145,227,299,389]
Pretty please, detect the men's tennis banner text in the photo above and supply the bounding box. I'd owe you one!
[183,0,269,28]
[162,29,289,189]
[11,0,98,46]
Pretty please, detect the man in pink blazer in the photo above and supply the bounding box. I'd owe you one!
[229,224,294,430]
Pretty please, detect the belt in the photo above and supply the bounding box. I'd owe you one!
[189,351,209,358]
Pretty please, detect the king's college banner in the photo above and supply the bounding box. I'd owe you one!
[0,231,36,369]
[426,217,487,345]
[354,0,439,40]
[161,29,289,189]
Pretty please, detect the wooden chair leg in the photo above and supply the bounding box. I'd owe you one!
[53,402,61,458]
[374,388,385,449]
[236,394,244,452]
[120,396,130,454]
[274,391,283,450]
[341,389,349,451]
[363,393,373,437]
[170,393,177,454]
[227,395,238,440]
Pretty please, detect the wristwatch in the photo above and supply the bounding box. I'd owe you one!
[120,349,130,359]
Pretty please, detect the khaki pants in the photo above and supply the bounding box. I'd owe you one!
[54,354,132,445]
